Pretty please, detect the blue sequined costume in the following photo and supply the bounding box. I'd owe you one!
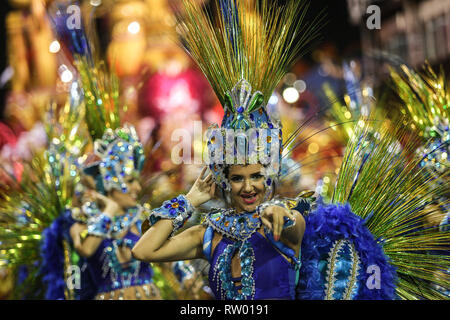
[81,223,154,296]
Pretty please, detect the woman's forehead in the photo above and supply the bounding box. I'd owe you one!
[229,164,262,175]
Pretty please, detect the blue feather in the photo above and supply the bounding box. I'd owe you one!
[39,210,76,300]
[297,203,398,300]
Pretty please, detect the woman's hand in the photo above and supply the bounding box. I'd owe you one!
[185,167,216,208]
[85,190,121,218]
[260,205,296,242]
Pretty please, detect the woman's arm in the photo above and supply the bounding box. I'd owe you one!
[133,167,216,263]
[281,210,305,247]
[132,222,205,262]
[70,222,104,258]
[69,190,123,258]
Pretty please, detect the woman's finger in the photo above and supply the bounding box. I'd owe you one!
[285,210,296,221]
[199,166,207,179]
[202,172,213,183]
[261,206,274,219]
[261,216,273,231]
[209,182,216,197]
[273,213,284,241]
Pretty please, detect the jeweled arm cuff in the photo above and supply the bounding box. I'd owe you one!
[147,195,194,237]
[87,213,113,238]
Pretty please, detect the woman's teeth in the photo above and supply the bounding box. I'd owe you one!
[241,193,257,204]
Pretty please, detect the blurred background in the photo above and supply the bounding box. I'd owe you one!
[0,0,449,299]
[1,0,449,199]
[1,0,449,195]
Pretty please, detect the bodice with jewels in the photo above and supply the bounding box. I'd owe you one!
[80,206,154,295]
[202,208,301,300]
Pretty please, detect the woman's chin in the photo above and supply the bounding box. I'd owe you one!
[122,201,138,210]
[240,201,262,213]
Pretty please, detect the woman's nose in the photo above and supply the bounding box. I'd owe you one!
[243,179,253,192]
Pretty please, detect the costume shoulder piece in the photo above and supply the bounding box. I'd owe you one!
[203,209,261,241]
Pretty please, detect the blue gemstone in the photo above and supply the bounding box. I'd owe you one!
[249,113,254,120]
[164,203,172,209]
[169,208,176,215]
[178,200,185,205]
[268,123,274,129]
[242,287,252,295]
[223,282,233,290]
[171,198,177,202]
[237,106,244,113]
[242,277,252,286]
[222,182,227,188]
[267,179,272,186]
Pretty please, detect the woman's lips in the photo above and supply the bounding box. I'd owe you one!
[241,193,257,204]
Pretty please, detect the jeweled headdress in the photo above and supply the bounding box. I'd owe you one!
[176,0,323,194]
[84,124,144,194]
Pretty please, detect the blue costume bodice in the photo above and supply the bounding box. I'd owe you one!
[83,224,154,295]
[203,209,301,300]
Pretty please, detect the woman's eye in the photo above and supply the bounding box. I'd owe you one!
[251,174,263,180]
[230,176,243,182]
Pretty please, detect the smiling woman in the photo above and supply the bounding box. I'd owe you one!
[227,165,266,212]
[131,0,319,300]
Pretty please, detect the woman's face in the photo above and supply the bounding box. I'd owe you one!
[110,175,142,210]
[228,164,266,213]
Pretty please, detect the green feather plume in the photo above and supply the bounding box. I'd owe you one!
[332,117,449,300]
[175,0,325,108]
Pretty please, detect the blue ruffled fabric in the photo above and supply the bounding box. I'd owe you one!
[40,210,76,300]
[297,203,397,300]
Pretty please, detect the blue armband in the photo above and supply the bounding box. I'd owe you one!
[87,213,113,238]
[148,195,194,236]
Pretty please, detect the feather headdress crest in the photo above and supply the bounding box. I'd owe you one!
[175,0,324,192]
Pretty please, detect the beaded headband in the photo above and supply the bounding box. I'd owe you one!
[84,124,144,194]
